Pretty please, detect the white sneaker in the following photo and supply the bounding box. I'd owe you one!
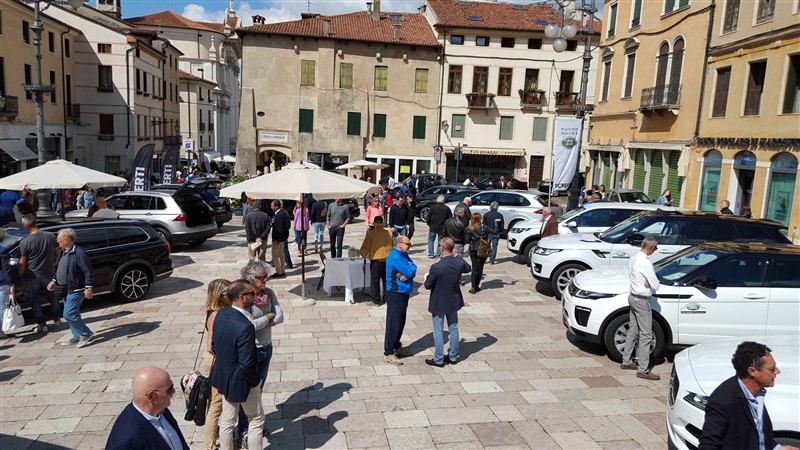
[61,338,79,346]
[77,333,95,348]
[384,354,403,366]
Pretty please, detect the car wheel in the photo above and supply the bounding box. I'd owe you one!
[603,314,665,364]
[115,266,151,302]
[187,239,207,246]
[419,206,431,222]
[551,263,588,297]
[522,240,539,266]
[154,227,171,243]
[507,219,522,233]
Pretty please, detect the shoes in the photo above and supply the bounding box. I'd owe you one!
[620,363,638,370]
[272,273,286,278]
[384,354,403,366]
[444,355,457,365]
[469,288,481,294]
[61,338,79,346]
[287,264,294,269]
[238,432,247,450]
[636,371,661,381]
[77,333,95,348]
[490,261,496,265]
[425,358,445,368]
[49,319,63,331]
[395,347,413,358]
[427,254,435,258]
[35,324,47,334]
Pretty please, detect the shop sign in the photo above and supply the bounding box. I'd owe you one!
[696,137,800,147]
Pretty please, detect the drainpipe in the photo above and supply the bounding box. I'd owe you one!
[125,42,138,149]
[435,31,447,175]
[60,27,71,160]
[694,2,715,142]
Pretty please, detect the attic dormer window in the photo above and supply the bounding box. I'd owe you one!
[512,5,527,10]
[466,15,483,21]
[456,1,472,6]
[389,14,404,21]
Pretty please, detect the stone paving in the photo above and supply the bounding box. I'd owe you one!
[0,216,672,449]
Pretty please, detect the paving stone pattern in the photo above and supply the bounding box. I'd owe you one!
[0,216,671,449]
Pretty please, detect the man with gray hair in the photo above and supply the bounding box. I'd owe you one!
[47,228,94,348]
[426,195,452,258]
[443,207,467,255]
[482,201,504,264]
[18,214,62,334]
[540,207,559,239]
[620,235,661,380]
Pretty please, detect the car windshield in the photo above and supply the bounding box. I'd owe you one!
[596,212,650,242]
[558,206,586,223]
[654,248,725,284]
[617,191,654,203]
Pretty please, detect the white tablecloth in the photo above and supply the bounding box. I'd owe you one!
[322,257,371,303]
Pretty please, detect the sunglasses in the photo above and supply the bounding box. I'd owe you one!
[255,274,268,280]
[242,291,256,297]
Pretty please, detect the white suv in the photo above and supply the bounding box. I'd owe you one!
[507,203,666,264]
[561,242,800,363]
[445,190,546,232]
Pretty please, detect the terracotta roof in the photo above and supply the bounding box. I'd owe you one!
[238,11,440,48]
[178,70,218,85]
[427,0,601,33]
[125,11,224,34]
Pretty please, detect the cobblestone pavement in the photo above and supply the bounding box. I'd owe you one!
[0,216,671,449]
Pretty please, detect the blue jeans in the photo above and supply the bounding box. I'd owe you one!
[313,222,325,245]
[329,226,344,258]
[238,344,273,436]
[427,231,442,257]
[27,277,62,325]
[393,226,407,237]
[489,234,500,263]
[432,312,459,364]
[63,291,92,340]
[294,229,306,252]
[0,284,9,321]
[282,240,293,267]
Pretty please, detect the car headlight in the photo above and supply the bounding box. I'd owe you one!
[573,289,614,300]
[534,247,562,256]
[683,391,709,410]
[510,227,531,234]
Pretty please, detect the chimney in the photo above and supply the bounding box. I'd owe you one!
[323,19,331,36]
[372,0,381,21]
[366,2,372,13]
[394,24,401,41]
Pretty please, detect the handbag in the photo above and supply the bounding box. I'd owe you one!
[477,238,492,258]
[2,294,25,333]
[182,316,211,425]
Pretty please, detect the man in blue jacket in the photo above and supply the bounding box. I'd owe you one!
[424,237,471,367]
[47,228,94,348]
[383,235,417,366]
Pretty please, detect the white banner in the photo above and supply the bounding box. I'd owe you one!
[552,118,583,192]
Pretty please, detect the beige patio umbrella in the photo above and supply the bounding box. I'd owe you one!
[0,159,128,190]
[335,159,388,170]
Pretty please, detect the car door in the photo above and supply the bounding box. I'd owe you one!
[469,192,495,218]
[765,256,800,335]
[677,256,769,344]
[494,192,530,225]
[567,208,613,234]
[73,228,115,293]
[608,217,684,267]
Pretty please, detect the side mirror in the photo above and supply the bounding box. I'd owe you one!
[566,221,578,228]
[692,276,718,290]
[626,233,645,246]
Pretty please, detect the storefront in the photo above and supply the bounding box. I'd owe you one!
[627,142,688,206]
[765,152,797,227]
[365,154,436,183]
[698,149,722,211]
[442,147,525,184]
[585,145,623,189]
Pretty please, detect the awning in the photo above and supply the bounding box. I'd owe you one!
[628,141,690,151]
[444,147,525,157]
[0,142,38,161]
[585,144,624,153]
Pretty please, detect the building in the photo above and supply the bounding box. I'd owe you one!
[0,0,83,177]
[424,0,599,185]
[177,69,218,162]
[586,0,712,205]
[686,0,799,242]
[235,1,442,179]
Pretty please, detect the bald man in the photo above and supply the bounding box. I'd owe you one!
[106,366,189,450]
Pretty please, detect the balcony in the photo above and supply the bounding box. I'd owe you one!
[518,90,547,109]
[199,123,206,132]
[465,93,495,110]
[0,96,19,120]
[67,104,80,121]
[640,84,681,112]
[554,91,581,108]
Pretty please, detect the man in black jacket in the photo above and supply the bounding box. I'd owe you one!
[443,207,467,255]
[388,196,411,237]
[426,195,452,258]
[482,201,504,264]
[270,200,291,277]
[243,202,271,261]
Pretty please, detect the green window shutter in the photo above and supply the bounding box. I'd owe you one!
[632,0,642,26]
[412,116,426,139]
[633,151,646,191]
[647,151,664,199]
[602,156,612,187]
[499,116,514,140]
[451,114,466,138]
[301,60,315,86]
[667,151,683,206]
[532,117,548,141]
[375,66,388,91]
[347,112,361,136]
[340,63,353,89]
[373,114,387,137]
[415,69,428,93]
[299,109,314,133]
[608,4,617,37]
[678,0,689,7]
[664,0,675,12]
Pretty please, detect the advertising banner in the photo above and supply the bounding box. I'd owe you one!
[162,145,180,185]
[131,144,155,192]
[552,118,583,192]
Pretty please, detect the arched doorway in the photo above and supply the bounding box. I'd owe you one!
[733,150,757,211]
[765,152,798,226]
[699,149,722,211]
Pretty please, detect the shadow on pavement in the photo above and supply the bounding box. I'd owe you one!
[91,321,162,345]
[481,278,518,289]
[0,434,73,450]
[564,330,679,369]
[148,276,205,296]
[534,280,557,298]
[401,331,498,363]
[0,369,22,382]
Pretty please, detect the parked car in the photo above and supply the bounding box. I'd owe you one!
[667,334,800,450]
[151,178,232,228]
[561,242,799,362]
[446,190,547,232]
[1,219,173,310]
[507,203,673,264]
[415,185,479,221]
[473,177,529,190]
[322,198,361,219]
[531,209,792,296]
[105,190,218,246]
[604,189,654,203]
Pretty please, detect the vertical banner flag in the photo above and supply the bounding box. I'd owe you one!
[552,118,583,192]
[131,144,155,192]
[162,145,180,185]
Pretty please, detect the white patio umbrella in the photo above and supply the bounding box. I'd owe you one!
[212,155,236,163]
[336,159,388,170]
[0,159,128,190]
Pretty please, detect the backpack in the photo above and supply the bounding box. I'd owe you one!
[477,237,492,258]
[181,370,211,426]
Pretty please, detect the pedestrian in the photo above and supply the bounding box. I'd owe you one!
[426,195,453,258]
[739,205,753,219]
[91,194,118,219]
[540,207,558,239]
[444,207,468,255]
[598,184,607,200]
[382,235,417,366]
[388,174,397,191]
[209,279,265,450]
[78,184,97,210]
[238,261,284,443]
[359,216,393,306]
[0,228,19,338]
[365,197,384,230]
[18,215,63,333]
[497,176,506,190]
[310,198,327,254]
[482,201,504,264]
[405,194,416,239]
[105,366,189,450]
[424,237,471,367]
[455,196,472,219]
[620,236,661,380]
[698,341,798,450]
[293,200,309,257]
[719,200,734,215]
[326,198,351,258]
[388,195,411,237]
[202,279,231,450]
[271,200,291,278]
[242,197,254,221]
[48,228,94,348]
[13,198,35,224]
[466,213,489,294]
[657,189,672,206]
[0,191,18,226]
[243,201,271,261]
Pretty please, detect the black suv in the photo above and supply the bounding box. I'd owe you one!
[2,220,173,312]
[415,186,479,221]
[151,178,232,228]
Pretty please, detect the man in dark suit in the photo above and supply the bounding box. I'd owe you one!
[106,366,189,450]
[210,279,265,450]
[698,341,798,450]
[424,237,471,368]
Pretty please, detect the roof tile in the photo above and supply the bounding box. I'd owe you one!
[428,0,600,33]
[125,11,223,34]
[178,70,217,85]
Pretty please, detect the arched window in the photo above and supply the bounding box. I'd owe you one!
[670,38,684,87]
[656,42,670,87]
[766,152,798,226]
[699,150,722,211]
[623,39,639,98]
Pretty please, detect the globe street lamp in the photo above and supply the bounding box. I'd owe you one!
[546,0,598,113]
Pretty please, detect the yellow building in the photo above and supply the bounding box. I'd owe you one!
[586,0,712,206]
[687,0,800,242]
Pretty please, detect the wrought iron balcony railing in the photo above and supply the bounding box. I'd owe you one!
[640,84,681,111]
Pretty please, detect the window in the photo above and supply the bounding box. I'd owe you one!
[664,0,690,14]
[756,0,774,23]
[347,112,361,136]
[501,37,515,48]
[169,82,173,102]
[528,39,542,49]
[300,60,315,86]
[99,114,114,135]
[499,116,514,140]
[64,38,70,57]
[339,63,353,89]
[712,67,731,117]
[143,73,148,93]
[670,38,684,87]
[451,35,464,45]
[299,109,314,133]
[23,21,30,44]
[573,209,612,227]
[476,36,489,46]
[98,66,113,89]
[135,69,141,91]
[631,0,642,27]
[782,55,800,114]
[48,32,55,52]
[495,192,529,206]
[374,66,388,91]
[608,3,618,37]
[532,117,548,141]
[24,64,32,99]
[109,227,148,246]
[656,42,670,87]
[524,68,539,90]
[723,0,740,32]
[497,68,512,96]
[448,65,462,93]
[744,61,766,115]
[623,50,636,98]
[98,43,112,54]
[600,56,612,102]
[373,114,387,138]
[770,258,800,287]
[50,71,56,103]
[1,58,7,95]
[451,114,466,138]
[702,258,766,287]
[75,229,108,251]
[472,66,488,93]
[415,68,429,93]
[559,70,575,92]
[566,40,578,51]
[412,116,426,139]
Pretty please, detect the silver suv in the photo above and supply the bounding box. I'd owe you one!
[446,190,546,232]
[106,190,217,246]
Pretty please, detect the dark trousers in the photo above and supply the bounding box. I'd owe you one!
[469,253,487,290]
[407,221,415,240]
[27,277,62,325]
[383,291,409,356]
[329,226,345,258]
[369,260,386,303]
[282,239,293,267]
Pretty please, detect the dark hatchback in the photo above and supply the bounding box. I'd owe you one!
[151,178,232,228]
[474,177,529,190]
[2,220,173,312]
[415,187,479,222]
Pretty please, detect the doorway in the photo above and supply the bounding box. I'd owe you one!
[735,168,755,211]
[529,155,544,187]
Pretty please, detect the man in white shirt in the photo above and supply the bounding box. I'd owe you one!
[621,235,661,380]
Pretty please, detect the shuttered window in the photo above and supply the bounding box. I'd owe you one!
[667,151,683,206]
[373,114,386,138]
[744,61,766,116]
[647,151,664,200]
[299,109,314,133]
[624,52,636,98]
[499,117,514,140]
[451,114,466,138]
[782,55,800,114]
[412,116,426,139]
[601,58,612,102]
[448,65,462,93]
[723,0,740,32]
[607,3,618,37]
[374,66,388,91]
[415,69,428,93]
[340,63,353,89]
[631,0,642,27]
[602,155,612,187]
[300,60,315,86]
[347,112,361,136]
[633,151,646,191]
[532,117,548,141]
[712,67,731,117]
